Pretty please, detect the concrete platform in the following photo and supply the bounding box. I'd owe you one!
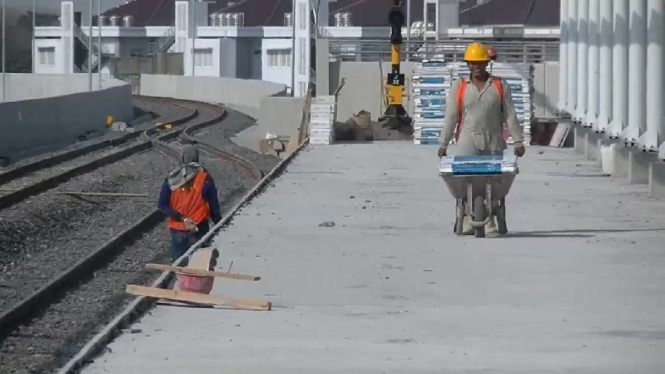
[82,143,665,374]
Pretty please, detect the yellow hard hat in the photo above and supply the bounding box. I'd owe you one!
[464,42,490,62]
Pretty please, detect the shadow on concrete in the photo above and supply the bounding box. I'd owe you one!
[496,227,665,239]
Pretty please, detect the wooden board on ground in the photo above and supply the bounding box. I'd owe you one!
[145,263,260,281]
[126,285,271,311]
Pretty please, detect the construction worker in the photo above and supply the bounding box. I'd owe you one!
[437,42,525,235]
[158,145,222,261]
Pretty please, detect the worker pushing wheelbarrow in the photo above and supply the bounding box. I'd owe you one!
[436,42,526,237]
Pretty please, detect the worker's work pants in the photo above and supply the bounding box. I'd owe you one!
[169,220,210,262]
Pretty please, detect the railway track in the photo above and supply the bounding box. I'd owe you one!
[0,97,267,374]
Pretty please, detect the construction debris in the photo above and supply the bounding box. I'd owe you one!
[126,247,270,311]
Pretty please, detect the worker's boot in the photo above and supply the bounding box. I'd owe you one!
[462,216,474,235]
[485,215,498,235]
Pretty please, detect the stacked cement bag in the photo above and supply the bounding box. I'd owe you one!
[309,96,336,145]
[411,61,453,145]
[447,61,534,145]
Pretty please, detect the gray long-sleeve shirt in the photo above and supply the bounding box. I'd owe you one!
[439,75,525,151]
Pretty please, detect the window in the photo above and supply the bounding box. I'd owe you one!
[38,47,55,66]
[194,48,213,68]
[267,49,291,68]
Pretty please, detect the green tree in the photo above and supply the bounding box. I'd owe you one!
[0,10,57,73]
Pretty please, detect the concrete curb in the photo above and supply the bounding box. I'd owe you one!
[57,137,310,374]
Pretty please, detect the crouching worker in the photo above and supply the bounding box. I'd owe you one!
[158,145,222,261]
[437,42,525,235]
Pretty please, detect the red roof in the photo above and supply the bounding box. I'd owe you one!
[100,0,559,28]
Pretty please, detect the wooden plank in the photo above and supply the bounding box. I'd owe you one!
[57,191,148,197]
[144,263,260,281]
[126,284,271,311]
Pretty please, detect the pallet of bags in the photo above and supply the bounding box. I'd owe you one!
[309,99,335,145]
[411,61,453,145]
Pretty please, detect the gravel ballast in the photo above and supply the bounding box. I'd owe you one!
[0,104,280,374]
[192,107,280,175]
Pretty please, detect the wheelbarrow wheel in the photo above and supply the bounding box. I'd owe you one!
[496,199,508,235]
[473,196,485,238]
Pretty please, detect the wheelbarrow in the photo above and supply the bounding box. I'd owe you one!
[439,155,519,238]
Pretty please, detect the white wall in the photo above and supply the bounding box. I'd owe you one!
[34,39,64,75]
[138,74,287,109]
[0,74,128,101]
[261,38,293,90]
[184,38,221,77]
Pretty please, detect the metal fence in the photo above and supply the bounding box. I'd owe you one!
[328,39,560,64]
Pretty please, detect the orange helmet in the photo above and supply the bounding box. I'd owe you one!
[488,46,498,61]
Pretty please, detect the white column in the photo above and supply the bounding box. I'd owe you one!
[586,0,600,127]
[644,0,663,150]
[566,0,578,115]
[294,0,312,97]
[625,0,647,144]
[174,1,188,54]
[576,0,589,122]
[61,1,74,74]
[559,0,568,113]
[608,0,629,137]
[597,0,613,132]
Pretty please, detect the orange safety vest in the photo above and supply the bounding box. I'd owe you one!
[168,170,210,231]
[454,77,504,142]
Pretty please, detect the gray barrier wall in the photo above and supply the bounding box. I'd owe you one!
[231,96,306,153]
[0,79,133,159]
[0,73,127,102]
[330,61,561,123]
[137,74,287,109]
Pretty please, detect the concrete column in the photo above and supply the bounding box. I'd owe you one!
[643,0,663,150]
[597,0,613,132]
[609,0,629,138]
[559,0,569,113]
[567,0,578,115]
[576,0,589,122]
[586,0,600,128]
[625,0,647,144]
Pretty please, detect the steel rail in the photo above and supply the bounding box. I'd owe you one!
[0,99,224,334]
